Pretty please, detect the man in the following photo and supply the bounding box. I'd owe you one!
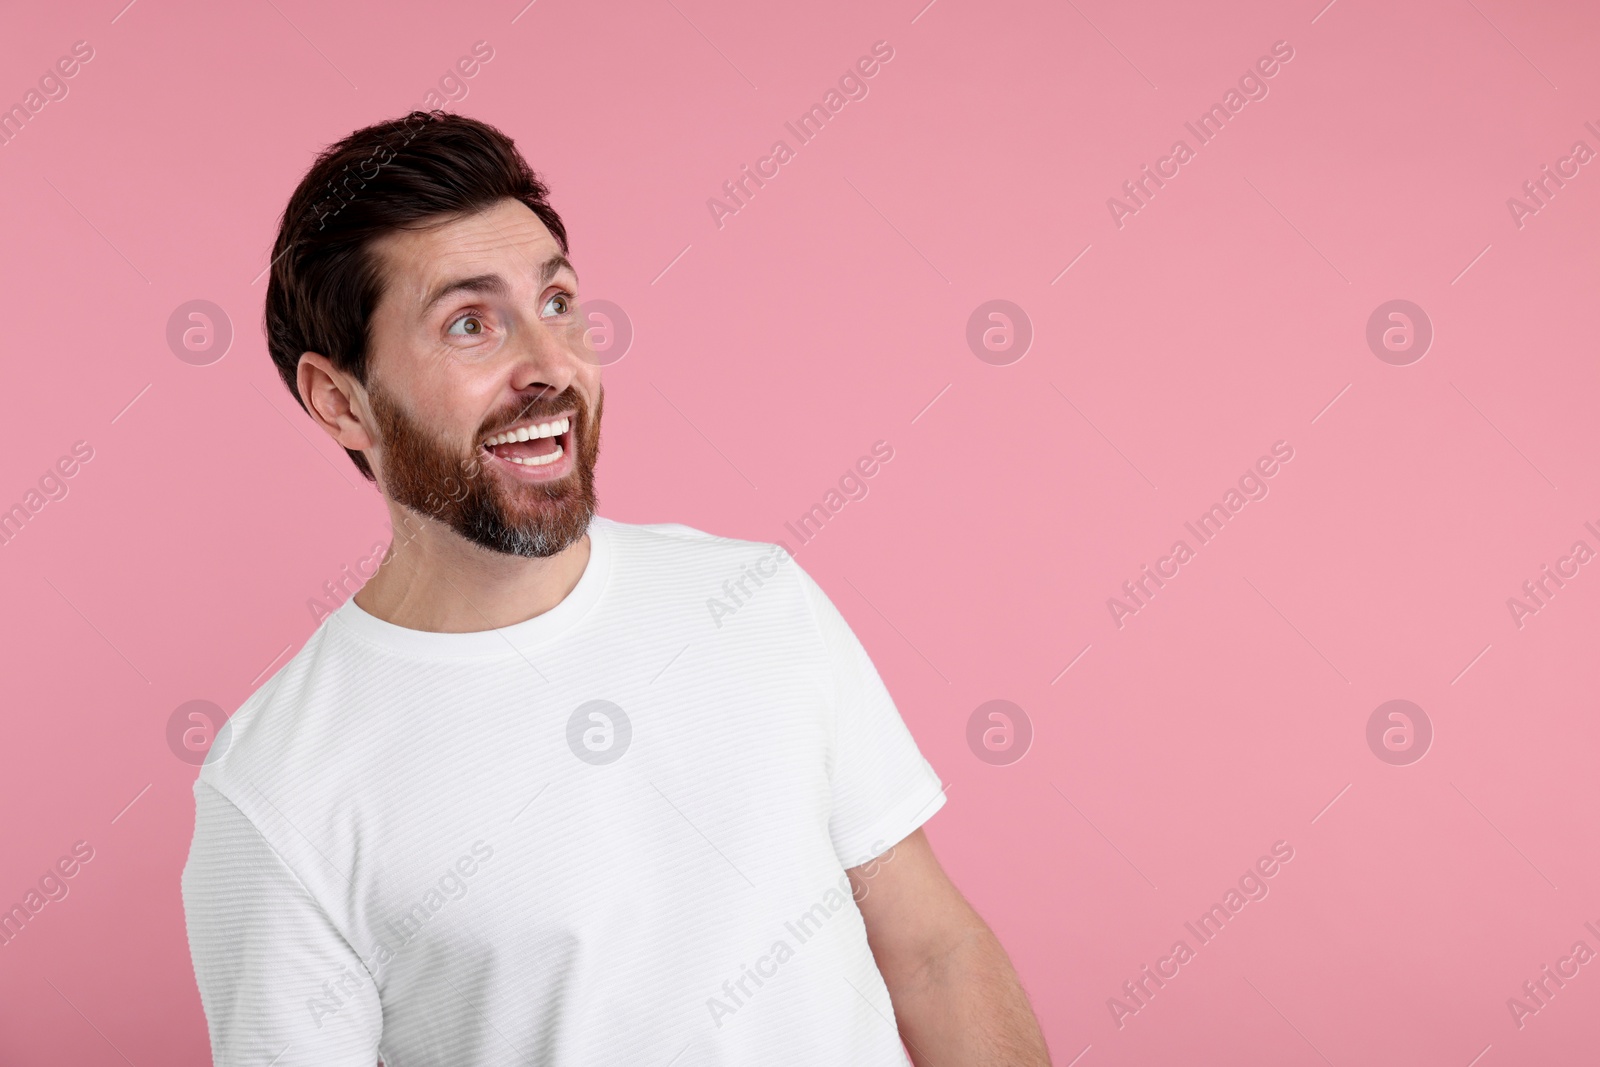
[181,110,1051,1066]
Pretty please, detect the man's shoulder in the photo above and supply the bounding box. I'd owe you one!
[193,518,815,808]
[191,619,349,806]
[597,515,817,629]
[599,515,796,568]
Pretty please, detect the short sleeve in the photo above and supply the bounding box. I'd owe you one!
[795,565,947,869]
[181,780,382,1067]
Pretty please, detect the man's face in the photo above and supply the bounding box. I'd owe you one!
[361,198,604,559]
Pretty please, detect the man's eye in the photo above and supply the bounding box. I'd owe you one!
[544,293,572,316]
[447,314,486,337]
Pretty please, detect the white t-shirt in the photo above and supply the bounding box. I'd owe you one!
[181,516,947,1066]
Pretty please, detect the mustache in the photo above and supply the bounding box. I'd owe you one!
[479,388,586,440]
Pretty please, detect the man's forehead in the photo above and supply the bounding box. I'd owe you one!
[373,202,562,304]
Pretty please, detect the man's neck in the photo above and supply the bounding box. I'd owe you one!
[352,502,592,634]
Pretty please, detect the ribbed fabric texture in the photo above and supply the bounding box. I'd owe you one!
[180,516,946,1066]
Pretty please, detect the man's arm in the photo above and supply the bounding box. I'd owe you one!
[182,780,383,1066]
[849,828,1051,1066]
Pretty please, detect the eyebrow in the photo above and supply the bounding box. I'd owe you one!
[418,254,578,316]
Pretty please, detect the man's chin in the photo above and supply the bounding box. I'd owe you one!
[465,480,593,558]
[460,511,589,559]
[370,381,600,559]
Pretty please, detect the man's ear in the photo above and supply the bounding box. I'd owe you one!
[297,352,376,455]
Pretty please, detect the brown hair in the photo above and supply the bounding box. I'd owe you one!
[264,110,569,480]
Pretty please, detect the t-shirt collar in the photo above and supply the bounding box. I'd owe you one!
[329,515,614,660]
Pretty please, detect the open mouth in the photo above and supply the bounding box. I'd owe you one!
[480,413,574,471]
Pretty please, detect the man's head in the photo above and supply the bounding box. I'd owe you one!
[265,110,602,558]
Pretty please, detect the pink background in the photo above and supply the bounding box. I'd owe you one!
[2,0,1598,1063]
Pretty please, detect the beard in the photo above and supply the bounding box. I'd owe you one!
[368,380,603,559]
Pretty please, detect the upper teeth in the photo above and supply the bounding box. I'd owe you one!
[485,416,569,446]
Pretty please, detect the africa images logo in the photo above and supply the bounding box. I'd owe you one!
[1106,40,1296,229]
